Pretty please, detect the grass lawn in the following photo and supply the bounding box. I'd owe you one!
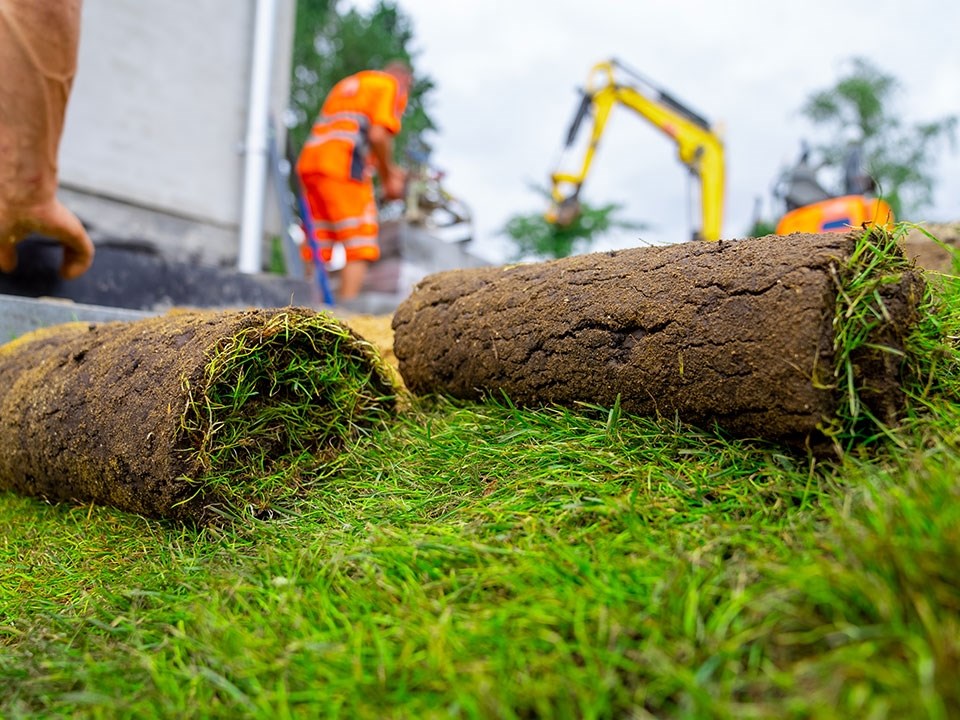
[2,238,959,719]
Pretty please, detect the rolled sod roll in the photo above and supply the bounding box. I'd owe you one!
[0,307,398,523]
[393,231,925,447]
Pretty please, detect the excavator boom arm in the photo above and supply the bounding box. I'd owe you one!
[549,59,725,242]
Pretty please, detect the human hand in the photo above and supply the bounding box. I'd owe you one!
[0,0,93,280]
[0,202,95,280]
[382,167,407,201]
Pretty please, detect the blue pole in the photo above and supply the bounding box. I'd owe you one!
[295,180,335,306]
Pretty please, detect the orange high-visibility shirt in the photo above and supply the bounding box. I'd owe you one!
[296,70,408,182]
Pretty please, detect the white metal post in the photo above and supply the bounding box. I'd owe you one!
[238,0,277,274]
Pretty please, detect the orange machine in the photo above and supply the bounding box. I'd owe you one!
[775,195,894,235]
[774,142,893,235]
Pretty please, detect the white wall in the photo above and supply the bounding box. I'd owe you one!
[59,0,296,266]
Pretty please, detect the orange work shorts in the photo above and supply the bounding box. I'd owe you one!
[298,173,380,264]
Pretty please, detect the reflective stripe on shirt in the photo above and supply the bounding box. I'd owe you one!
[306,112,371,181]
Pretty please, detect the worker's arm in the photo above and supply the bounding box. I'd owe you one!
[368,124,406,200]
[0,0,94,279]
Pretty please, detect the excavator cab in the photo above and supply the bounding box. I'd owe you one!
[774,142,893,235]
[775,195,894,235]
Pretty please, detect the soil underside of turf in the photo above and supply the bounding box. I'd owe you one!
[0,308,397,523]
[394,231,924,448]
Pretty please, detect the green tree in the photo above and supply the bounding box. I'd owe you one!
[501,187,646,261]
[801,56,956,218]
[289,0,436,162]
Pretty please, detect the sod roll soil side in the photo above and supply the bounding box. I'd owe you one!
[0,307,398,523]
[393,231,924,447]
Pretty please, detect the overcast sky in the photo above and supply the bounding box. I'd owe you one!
[354,0,959,261]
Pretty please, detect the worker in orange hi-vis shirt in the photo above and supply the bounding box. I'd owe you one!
[296,61,412,301]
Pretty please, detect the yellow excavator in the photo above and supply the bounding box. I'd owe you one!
[547,58,725,241]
